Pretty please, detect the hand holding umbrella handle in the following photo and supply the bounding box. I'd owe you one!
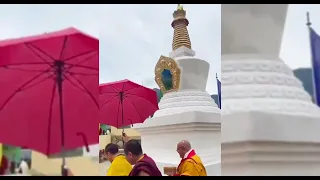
[61,165,68,176]
[122,132,130,143]
[61,165,74,176]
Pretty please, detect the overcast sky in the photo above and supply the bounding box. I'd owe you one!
[99,4,220,94]
[280,4,320,69]
[0,4,319,94]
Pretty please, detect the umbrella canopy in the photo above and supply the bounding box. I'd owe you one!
[0,27,99,156]
[99,79,159,128]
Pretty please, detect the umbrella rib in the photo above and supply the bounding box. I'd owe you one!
[64,49,98,62]
[122,86,142,93]
[25,43,55,60]
[64,51,98,71]
[65,71,98,76]
[0,67,52,111]
[20,74,54,92]
[100,95,120,109]
[62,74,87,93]
[64,74,98,108]
[46,80,57,156]
[1,66,54,73]
[125,92,158,108]
[99,85,120,96]
[63,52,98,74]
[123,97,143,124]
[24,43,54,67]
[99,91,118,95]
[63,63,98,71]
[59,37,68,60]
[121,82,126,92]
[109,85,121,93]
[0,62,50,68]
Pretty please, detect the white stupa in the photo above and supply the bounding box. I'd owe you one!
[222,4,320,176]
[134,5,221,176]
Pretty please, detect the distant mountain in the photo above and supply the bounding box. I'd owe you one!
[152,88,162,103]
[293,68,314,102]
[211,94,219,105]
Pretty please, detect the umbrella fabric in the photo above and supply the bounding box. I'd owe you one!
[0,27,99,156]
[99,79,159,128]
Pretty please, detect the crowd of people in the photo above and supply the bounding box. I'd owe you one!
[0,157,32,175]
[104,134,207,176]
[1,134,207,176]
[0,152,75,176]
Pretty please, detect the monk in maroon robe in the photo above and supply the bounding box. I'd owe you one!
[124,139,162,176]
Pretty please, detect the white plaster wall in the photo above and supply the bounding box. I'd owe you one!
[174,56,210,91]
[221,4,288,56]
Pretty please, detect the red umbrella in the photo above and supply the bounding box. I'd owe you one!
[0,27,99,171]
[99,79,159,128]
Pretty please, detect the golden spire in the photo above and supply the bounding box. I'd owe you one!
[171,4,192,51]
[177,4,183,10]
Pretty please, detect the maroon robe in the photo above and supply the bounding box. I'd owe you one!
[129,154,162,176]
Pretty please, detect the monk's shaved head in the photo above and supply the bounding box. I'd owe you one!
[177,140,192,150]
[176,140,192,158]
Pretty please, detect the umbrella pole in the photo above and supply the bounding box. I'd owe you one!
[120,92,125,145]
[56,61,67,176]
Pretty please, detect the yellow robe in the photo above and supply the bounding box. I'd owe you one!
[177,154,207,176]
[107,154,132,176]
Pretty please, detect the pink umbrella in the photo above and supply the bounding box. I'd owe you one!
[99,79,159,128]
[0,27,98,175]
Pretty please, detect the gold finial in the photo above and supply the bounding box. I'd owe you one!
[171,4,191,51]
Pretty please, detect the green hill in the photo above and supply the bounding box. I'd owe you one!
[293,68,314,102]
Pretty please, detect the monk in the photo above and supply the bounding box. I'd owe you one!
[170,140,207,176]
[123,134,162,176]
[104,143,132,176]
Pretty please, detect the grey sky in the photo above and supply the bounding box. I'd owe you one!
[99,4,221,94]
[280,4,320,69]
[0,4,318,93]
[0,5,100,41]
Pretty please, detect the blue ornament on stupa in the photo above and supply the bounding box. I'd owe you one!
[161,69,173,91]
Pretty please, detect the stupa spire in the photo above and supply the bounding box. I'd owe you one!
[171,4,192,51]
